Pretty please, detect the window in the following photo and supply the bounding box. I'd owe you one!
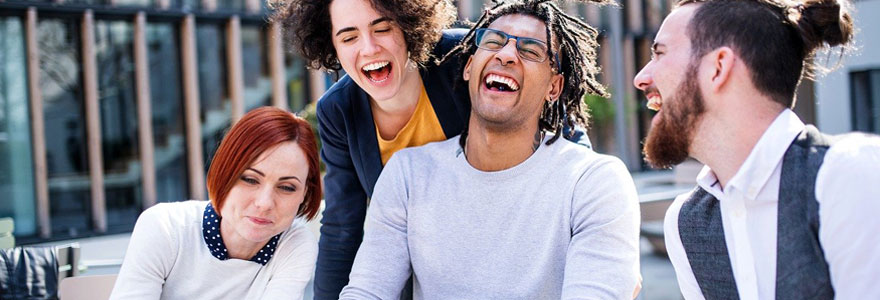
[216,0,244,12]
[241,25,272,111]
[0,16,37,237]
[196,23,230,174]
[471,0,485,21]
[0,1,310,242]
[64,0,104,5]
[179,0,201,10]
[147,23,189,203]
[114,0,153,7]
[95,20,141,231]
[39,18,91,238]
[285,52,310,113]
[851,69,880,134]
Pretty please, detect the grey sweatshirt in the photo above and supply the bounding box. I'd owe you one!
[340,136,640,300]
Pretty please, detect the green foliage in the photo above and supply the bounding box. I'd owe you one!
[297,102,324,172]
[583,93,614,127]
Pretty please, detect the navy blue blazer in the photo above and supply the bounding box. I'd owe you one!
[313,29,471,299]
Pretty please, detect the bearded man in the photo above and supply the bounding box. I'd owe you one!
[634,0,880,298]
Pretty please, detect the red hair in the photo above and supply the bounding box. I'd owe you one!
[206,106,322,221]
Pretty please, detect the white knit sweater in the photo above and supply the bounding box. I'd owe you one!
[110,200,317,300]
[341,136,641,299]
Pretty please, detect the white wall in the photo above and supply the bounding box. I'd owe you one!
[815,0,880,134]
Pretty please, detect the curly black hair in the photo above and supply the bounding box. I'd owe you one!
[270,0,456,71]
[443,0,613,145]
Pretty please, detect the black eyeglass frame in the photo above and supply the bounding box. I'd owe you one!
[472,28,561,71]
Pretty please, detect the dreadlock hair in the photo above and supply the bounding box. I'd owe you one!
[442,0,614,146]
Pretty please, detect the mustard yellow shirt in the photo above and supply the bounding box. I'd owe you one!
[376,88,446,165]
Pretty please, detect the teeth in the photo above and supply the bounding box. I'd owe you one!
[647,95,662,111]
[362,61,390,72]
[484,74,519,91]
[369,76,389,83]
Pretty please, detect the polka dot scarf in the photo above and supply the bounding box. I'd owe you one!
[202,203,282,265]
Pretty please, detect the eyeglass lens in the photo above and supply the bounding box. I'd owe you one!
[475,28,549,62]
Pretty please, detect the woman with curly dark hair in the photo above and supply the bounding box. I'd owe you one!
[272,0,469,298]
[273,0,595,297]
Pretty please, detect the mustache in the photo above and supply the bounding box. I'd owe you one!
[644,86,660,96]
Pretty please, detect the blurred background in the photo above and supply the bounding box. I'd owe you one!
[0,0,877,299]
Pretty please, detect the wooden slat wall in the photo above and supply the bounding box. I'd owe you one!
[226,16,244,122]
[157,0,171,9]
[25,7,51,238]
[308,69,324,104]
[246,0,260,14]
[134,12,158,209]
[268,22,288,110]
[180,15,206,201]
[81,10,107,233]
[202,0,217,12]
[14,3,326,239]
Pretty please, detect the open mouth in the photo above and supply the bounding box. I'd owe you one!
[646,93,663,111]
[483,74,520,92]
[362,61,392,83]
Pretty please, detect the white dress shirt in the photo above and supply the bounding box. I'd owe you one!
[664,109,880,299]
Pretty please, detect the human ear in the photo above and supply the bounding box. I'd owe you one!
[708,47,735,93]
[545,73,564,102]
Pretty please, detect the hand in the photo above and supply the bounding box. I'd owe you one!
[633,274,642,299]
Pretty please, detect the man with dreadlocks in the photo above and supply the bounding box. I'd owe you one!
[634,0,880,298]
[338,0,640,298]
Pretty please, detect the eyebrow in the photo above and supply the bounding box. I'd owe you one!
[486,28,548,44]
[334,17,393,37]
[247,168,302,183]
[371,17,392,26]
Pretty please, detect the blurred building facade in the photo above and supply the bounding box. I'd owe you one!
[0,0,320,242]
[815,0,880,135]
[0,0,874,243]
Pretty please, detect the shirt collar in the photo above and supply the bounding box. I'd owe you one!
[696,109,805,200]
[202,203,281,265]
[696,165,724,198]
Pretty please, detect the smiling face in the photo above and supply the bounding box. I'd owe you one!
[633,4,706,168]
[462,14,563,131]
[329,0,414,102]
[219,141,309,245]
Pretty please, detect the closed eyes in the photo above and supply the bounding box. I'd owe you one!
[241,171,300,193]
[279,185,297,193]
[241,176,258,185]
[651,50,664,60]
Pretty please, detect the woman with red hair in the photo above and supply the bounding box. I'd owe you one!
[111,107,322,299]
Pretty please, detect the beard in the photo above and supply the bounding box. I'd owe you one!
[643,64,705,169]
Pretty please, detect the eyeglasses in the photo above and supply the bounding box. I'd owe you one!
[473,28,551,63]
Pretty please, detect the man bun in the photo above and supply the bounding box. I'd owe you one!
[790,0,854,54]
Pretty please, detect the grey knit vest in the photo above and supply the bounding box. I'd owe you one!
[678,125,835,300]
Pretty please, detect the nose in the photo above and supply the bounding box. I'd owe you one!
[633,62,653,91]
[360,33,381,57]
[494,38,519,66]
[253,185,275,211]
